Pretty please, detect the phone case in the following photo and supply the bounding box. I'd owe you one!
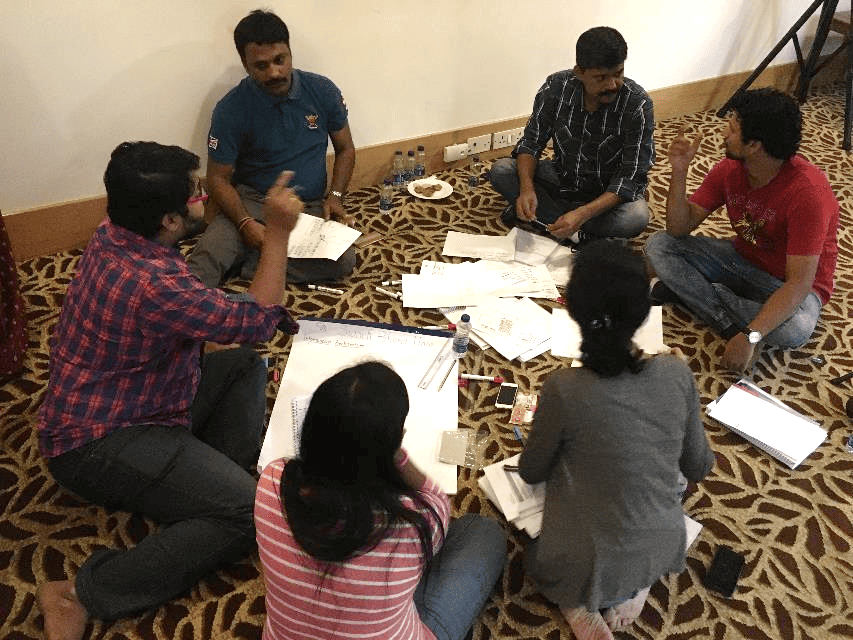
[703,545,745,597]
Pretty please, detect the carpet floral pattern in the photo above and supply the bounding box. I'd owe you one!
[2,86,853,640]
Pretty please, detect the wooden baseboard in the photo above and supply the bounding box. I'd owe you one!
[5,59,843,262]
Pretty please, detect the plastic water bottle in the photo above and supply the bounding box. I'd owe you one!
[467,155,484,192]
[404,150,416,186]
[415,145,426,178]
[379,178,394,214]
[452,314,471,358]
[392,150,404,191]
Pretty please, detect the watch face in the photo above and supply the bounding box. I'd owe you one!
[748,330,762,344]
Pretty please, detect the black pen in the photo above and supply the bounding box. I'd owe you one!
[503,464,519,472]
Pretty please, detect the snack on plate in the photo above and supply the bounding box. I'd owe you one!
[414,182,442,197]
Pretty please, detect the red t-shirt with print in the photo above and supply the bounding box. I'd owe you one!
[690,155,838,304]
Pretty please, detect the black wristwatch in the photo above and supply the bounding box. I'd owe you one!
[743,327,763,344]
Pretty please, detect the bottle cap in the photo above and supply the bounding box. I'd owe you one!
[417,145,425,150]
[461,313,470,322]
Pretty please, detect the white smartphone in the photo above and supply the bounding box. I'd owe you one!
[495,382,518,409]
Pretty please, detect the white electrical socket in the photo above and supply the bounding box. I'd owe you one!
[492,131,510,149]
[443,143,469,163]
[492,130,513,150]
[508,127,525,145]
[467,134,491,155]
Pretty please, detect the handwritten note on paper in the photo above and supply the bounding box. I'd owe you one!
[259,319,459,493]
[508,228,574,286]
[287,213,362,260]
[442,231,516,261]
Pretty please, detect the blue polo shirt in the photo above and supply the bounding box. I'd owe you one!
[207,69,348,201]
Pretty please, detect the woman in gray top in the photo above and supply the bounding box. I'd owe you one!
[519,240,714,640]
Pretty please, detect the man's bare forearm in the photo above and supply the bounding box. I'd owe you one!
[208,176,252,226]
[665,168,701,236]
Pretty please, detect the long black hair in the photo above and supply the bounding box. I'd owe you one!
[281,361,442,565]
[566,240,651,377]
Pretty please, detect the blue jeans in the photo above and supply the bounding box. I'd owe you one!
[645,232,821,347]
[46,346,267,620]
[187,184,357,287]
[414,514,506,640]
[488,157,649,237]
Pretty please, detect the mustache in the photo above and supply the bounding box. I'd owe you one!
[265,78,288,87]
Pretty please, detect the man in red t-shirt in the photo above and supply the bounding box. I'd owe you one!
[645,88,838,371]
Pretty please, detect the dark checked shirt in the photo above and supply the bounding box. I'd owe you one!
[514,70,655,203]
[38,220,298,458]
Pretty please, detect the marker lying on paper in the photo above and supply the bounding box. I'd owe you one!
[503,464,520,472]
[375,286,402,300]
[460,373,504,383]
[381,279,402,286]
[422,323,456,331]
[307,284,344,294]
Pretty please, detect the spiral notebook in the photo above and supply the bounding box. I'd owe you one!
[707,379,826,469]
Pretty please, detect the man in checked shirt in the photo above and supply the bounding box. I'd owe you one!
[35,142,301,640]
[489,26,654,245]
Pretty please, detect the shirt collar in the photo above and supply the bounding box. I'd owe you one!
[103,219,181,260]
[246,69,303,106]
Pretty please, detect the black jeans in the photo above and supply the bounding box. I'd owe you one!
[47,346,267,620]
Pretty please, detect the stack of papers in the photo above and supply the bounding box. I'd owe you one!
[478,454,545,537]
[707,379,827,469]
[402,229,666,362]
[479,454,703,549]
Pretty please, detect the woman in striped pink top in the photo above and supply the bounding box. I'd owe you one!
[255,361,506,640]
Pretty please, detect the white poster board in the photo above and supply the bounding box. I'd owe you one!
[259,319,459,494]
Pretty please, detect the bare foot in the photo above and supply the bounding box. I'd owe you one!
[560,606,614,640]
[36,580,88,640]
[602,586,650,631]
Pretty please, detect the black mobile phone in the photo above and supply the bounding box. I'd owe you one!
[703,545,745,597]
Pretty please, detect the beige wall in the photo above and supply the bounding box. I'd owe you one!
[2,1,843,260]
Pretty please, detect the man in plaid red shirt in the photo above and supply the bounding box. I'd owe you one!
[35,141,301,640]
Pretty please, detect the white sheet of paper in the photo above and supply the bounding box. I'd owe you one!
[259,319,459,494]
[550,305,667,359]
[442,231,516,261]
[507,228,574,286]
[287,213,361,260]
[469,297,552,361]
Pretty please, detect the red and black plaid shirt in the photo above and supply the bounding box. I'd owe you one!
[38,220,298,458]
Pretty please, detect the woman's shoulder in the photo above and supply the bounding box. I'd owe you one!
[643,352,696,384]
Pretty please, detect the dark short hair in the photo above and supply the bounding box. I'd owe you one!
[103,142,199,239]
[576,26,627,70]
[566,239,650,377]
[234,9,290,61]
[727,88,801,160]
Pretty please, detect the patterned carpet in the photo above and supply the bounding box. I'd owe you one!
[3,84,853,640]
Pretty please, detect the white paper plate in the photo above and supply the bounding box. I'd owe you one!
[408,178,453,200]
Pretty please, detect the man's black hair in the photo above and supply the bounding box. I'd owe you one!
[234,9,290,61]
[576,26,627,70]
[104,141,199,239]
[727,88,801,161]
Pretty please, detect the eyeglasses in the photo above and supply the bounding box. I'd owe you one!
[188,180,209,205]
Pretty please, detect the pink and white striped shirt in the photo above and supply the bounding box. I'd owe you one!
[255,459,450,640]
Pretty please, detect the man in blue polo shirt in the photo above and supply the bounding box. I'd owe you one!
[188,9,357,286]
